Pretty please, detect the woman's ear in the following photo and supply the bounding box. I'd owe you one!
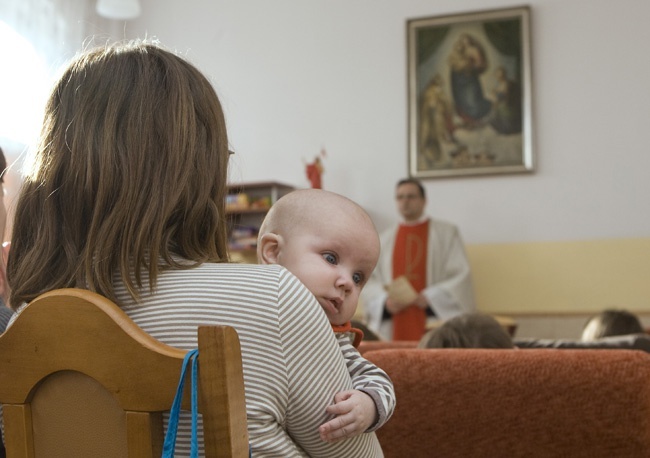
[258,233,282,264]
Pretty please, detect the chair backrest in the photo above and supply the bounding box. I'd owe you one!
[365,348,650,458]
[0,288,249,457]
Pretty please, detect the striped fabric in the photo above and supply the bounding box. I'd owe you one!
[337,334,395,431]
[0,303,13,334]
[116,262,384,457]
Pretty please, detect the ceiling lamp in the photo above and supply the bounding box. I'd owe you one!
[96,0,141,20]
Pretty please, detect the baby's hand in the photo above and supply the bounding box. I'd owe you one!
[318,390,377,443]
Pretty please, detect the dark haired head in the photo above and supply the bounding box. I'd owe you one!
[0,146,6,183]
[581,309,644,341]
[419,313,514,349]
[397,178,425,199]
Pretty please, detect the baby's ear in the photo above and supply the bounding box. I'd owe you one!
[258,233,282,264]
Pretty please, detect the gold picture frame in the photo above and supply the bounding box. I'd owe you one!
[407,6,534,178]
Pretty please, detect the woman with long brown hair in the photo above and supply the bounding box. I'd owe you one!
[7,41,382,457]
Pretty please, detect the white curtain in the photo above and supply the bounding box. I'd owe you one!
[0,0,117,239]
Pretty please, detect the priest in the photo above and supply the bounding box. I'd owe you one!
[362,178,476,340]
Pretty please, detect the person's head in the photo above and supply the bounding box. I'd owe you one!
[0,146,6,241]
[8,41,230,308]
[257,189,380,326]
[418,312,514,349]
[0,146,7,300]
[395,178,426,222]
[581,309,644,342]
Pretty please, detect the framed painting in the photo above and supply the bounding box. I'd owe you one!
[407,6,534,178]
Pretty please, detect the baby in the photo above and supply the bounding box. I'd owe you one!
[257,188,395,443]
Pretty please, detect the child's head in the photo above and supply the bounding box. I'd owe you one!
[258,189,379,326]
[418,312,514,349]
[581,309,644,342]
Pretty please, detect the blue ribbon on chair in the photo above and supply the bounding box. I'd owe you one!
[162,348,200,458]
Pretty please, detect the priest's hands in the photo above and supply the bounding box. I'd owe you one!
[385,293,429,314]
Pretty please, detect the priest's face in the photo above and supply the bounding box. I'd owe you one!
[395,183,425,222]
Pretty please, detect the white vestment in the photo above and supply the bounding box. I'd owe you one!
[361,217,476,340]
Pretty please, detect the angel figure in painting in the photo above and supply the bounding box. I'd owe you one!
[418,73,456,166]
[487,66,522,135]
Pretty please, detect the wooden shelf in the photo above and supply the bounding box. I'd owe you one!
[226,181,295,262]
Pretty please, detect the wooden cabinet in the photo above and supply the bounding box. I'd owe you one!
[226,181,295,263]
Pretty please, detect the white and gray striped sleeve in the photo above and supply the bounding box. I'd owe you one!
[337,333,396,432]
[276,269,384,458]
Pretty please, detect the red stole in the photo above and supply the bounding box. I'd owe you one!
[391,220,429,340]
[331,321,364,348]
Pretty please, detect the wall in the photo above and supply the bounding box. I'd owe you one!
[120,0,650,321]
[120,0,649,237]
[466,238,650,337]
[2,0,649,333]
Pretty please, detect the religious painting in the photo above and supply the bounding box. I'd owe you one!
[407,6,534,178]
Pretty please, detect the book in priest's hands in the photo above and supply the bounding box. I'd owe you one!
[384,275,418,305]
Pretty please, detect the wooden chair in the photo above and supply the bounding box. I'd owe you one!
[0,288,249,457]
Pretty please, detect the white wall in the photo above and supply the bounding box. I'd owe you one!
[3,0,649,246]
[117,0,650,244]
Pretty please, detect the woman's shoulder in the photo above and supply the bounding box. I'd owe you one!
[193,262,284,274]
[192,262,299,282]
[163,262,307,293]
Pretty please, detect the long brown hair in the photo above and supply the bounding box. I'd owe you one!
[8,41,230,307]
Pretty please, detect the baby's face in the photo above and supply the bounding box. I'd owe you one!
[278,217,379,326]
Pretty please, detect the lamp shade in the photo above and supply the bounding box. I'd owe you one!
[96,0,141,20]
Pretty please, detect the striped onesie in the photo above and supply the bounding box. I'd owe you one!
[116,262,385,457]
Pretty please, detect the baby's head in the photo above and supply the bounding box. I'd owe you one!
[258,189,379,326]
